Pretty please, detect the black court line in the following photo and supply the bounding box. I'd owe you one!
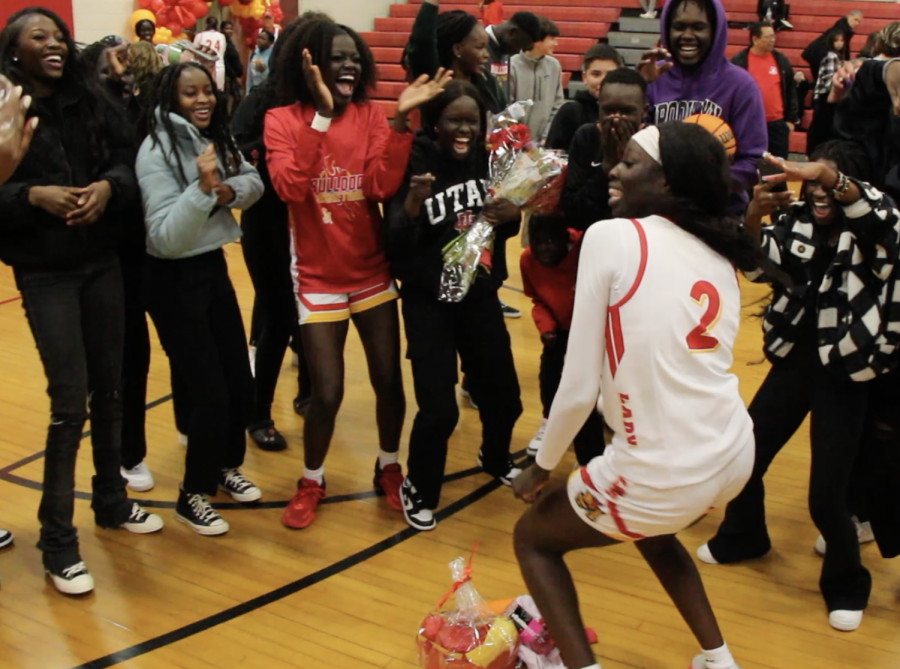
[70,476,506,669]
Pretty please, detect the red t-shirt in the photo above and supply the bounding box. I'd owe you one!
[265,102,414,293]
[520,229,583,335]
[747,51,784,123]
[482,2,504,27]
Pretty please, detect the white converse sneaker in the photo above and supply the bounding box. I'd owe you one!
[814,516,875,557]
[47,560,94,595]
[696,543,719,565]
[829,609,863,631]
[121,462,155,492]
[527,418,548,457]
[121,502,164,534]
[219,468,262,502]
[691,654,742,669]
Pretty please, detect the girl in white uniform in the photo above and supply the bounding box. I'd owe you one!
[513,122,769,669]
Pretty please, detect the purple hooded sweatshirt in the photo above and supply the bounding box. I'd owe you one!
[648,0,767,207]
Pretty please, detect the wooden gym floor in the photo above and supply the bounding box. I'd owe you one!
[0,241,898,669]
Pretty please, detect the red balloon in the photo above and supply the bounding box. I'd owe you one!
[185,0,208,18]
[167,21,184,35]
[138,0,153,8]
[149,0,165,12]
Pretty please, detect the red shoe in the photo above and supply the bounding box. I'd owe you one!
[374,461,404,512]
[282,478,326,529]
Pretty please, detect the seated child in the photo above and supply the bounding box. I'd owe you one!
[520,214,606,463]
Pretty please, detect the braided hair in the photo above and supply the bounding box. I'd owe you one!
[143,62,242,186]
[0,8,123,168]
[435,10,480,71]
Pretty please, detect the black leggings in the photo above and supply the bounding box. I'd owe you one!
[708,344,871,611]
[240,199,309,426]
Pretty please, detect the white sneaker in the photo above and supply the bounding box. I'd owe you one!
[121,462,155,492]
[47,561,94,595]
[0,529,13,549]
[121,502,164,534]
[829,609,863,631]
[696,543,719,564]
[691,654,742,669]
[814,516,875,557]
[527,418,548,457]
[249,345,257,377]
[219,468,262,502]
[177,432,188,447]
[292,352,299,368]
[459,386,479,410]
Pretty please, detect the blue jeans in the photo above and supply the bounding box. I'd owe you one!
[15,252,130,570]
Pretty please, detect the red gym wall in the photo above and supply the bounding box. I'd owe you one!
[0,0,74,32]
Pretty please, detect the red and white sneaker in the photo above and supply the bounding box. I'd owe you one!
[691,655,742,669]
[374,461,404,511]
[282,478,326,529]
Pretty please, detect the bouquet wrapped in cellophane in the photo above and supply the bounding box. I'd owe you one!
[438,101,568,303]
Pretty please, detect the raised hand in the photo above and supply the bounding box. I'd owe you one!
[196,144,221,194]
[0,84,38,186]
[396,68,454,115]
[600,116,640,174]
[303,48,333,117]
[637,47,673,84]
[760,151,832,187]
[66,181,113,226]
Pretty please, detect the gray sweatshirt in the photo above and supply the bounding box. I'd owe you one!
[509,52,566,141]
[137,109,263,259]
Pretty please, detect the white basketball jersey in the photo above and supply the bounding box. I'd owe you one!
[536,215,754,489]
[193,31,226,90]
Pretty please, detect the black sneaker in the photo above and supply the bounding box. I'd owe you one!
[176,490,230,536]
[121,502,164,534]
[219,468,262,502]
[46,560,94,595]
[248,421,288,451]
[477,449,522,486]
[399,477,436,531]
[500,299,521,319]
[0,529,13,549]
[293,396,311,418]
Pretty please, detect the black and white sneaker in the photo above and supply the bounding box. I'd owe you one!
[46,560,94,595]
[400,477,436,531]
[500,299,522,319]
[477,449,522,486]
[219,468,262,502]
[121,502,164,534]
[0,529,13,549]
[176,490,230,536]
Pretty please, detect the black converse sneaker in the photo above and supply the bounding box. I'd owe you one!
[219,468,262,502]
[46,560,94,595]
[400,477,436,531]
[121,502,164,534]
[477,449,523,486]
[176,490,230,536]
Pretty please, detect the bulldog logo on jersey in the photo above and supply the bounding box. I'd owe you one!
[312,156,365,205]
[575,490,606,522]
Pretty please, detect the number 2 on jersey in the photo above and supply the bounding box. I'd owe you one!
[686,281,721,352]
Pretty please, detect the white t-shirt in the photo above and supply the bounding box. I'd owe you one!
[535,215,754,489]
[193,30,226,90]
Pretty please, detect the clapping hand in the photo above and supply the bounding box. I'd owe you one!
[303,48,333,117]
[0,84,38,186]
[396,68,454,115]
[196,144,221,194]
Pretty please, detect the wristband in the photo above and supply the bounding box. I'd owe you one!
[311,113,332,133]
[831,171,852,199]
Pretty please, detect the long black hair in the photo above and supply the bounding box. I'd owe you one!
[0,7,122,166]
[655,123,768,274]
[143,62,242,186]
[435,10,480,71]
[421,80,487,144]
[274,17,376,108]
[824,28,848,59]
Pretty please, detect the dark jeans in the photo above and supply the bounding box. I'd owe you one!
[15,252,131,569]
[766,119,791,159]
[539,330,606,466]
[144,250,253,496]
[402,285,523,509]
[708,343,871,611]
[241,200,309,425]
[117,243,151,470]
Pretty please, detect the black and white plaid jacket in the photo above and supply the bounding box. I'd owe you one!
[747,180,900,381]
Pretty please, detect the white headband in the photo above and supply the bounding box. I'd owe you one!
[631,126,662,166]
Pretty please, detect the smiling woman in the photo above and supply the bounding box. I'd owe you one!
[0,6,164,596]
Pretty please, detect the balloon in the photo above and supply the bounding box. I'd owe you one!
[218,0,234,4]
[167,21,184,35]
[130,9,157,32]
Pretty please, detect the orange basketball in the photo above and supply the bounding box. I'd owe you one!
[683,114,737,157]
